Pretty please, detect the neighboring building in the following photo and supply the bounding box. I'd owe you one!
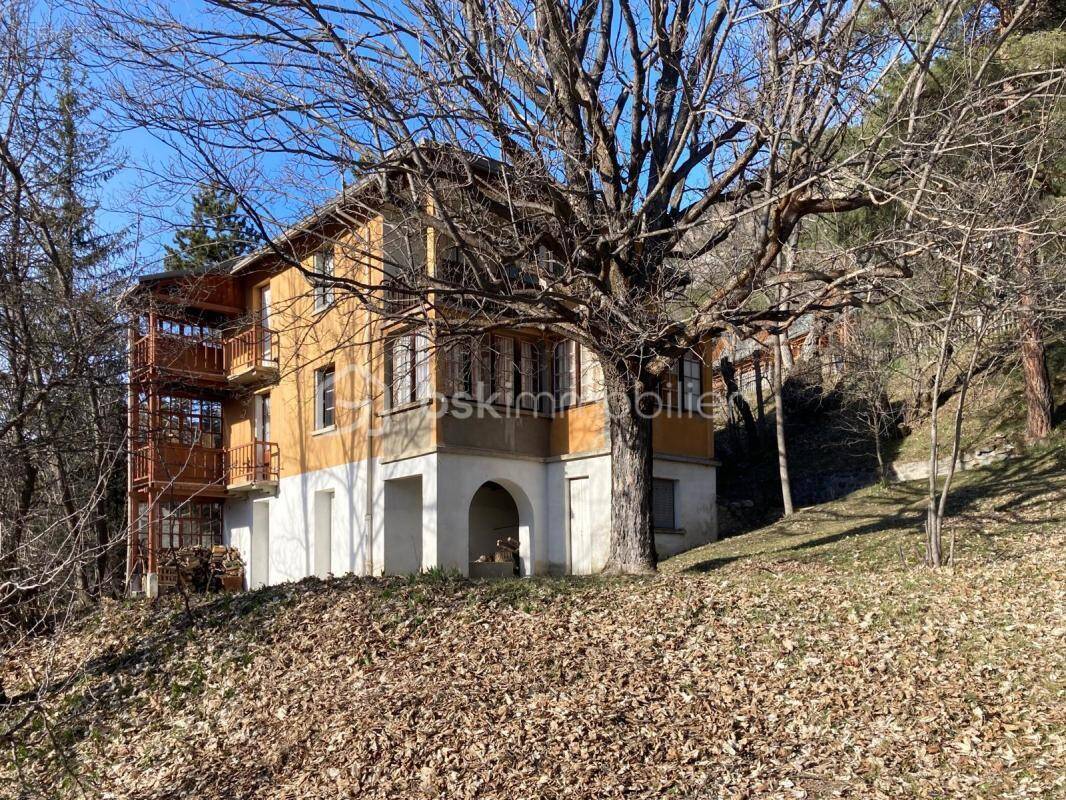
[126,198,718,592]
[711,314,850,407]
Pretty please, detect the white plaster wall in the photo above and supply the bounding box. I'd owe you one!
[375,453,437,575]
[224,458,374,586]
[546,454,612,574]
[653,458,717,558]
[222,449,717,588]
[435,452,548,576]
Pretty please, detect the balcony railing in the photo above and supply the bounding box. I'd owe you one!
[223,325,280,385]
[130,442,226,489]
[131,440,279,493]
[131,329,225,381]
[226,441,280,490]
[131,325,280,387]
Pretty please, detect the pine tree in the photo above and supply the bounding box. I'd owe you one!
[163,182,259,271]
[26,32,128,598]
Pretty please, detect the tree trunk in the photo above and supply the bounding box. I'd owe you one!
[1017,184,1055,444]
[1019,309,1052,442]
[601,362,657,574]
[773,331,794,516]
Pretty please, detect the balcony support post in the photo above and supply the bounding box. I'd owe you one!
[146,489,159,576]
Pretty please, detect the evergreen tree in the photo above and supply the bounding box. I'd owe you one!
[163,182,259,271]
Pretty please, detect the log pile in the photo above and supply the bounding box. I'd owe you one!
[158,546,245,593]
[472,537,520,576]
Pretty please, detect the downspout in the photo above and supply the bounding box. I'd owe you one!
[364,327,375,576]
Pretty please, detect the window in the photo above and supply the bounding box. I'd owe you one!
[386,330,429,408]
[494,336,514,405]
[313,249,335,311]
[652,478,678,530]
[444,338,474,397]
[681,354,703,412]
[315,365,335,429]
[579,345,603,402]
[150,395,223,448]
[553,340,576,409]
[518,341,539,410]
[159,499,223,550]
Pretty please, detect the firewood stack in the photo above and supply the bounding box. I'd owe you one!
[495,537,520,575]
[158,546,245,593]
[212,546,246,592]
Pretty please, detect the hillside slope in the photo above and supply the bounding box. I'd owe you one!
[4,445,1065,799]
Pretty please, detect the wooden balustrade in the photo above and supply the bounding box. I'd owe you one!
[223,325,279,375]
[226,441,280,487]
[131,328,225,379]
[131,324,279,386]
[129,441,226,489]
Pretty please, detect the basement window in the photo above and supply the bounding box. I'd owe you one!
[652,478,679,531]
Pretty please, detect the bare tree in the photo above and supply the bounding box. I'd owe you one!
[0,2,128,635]
[86,0,1024,572]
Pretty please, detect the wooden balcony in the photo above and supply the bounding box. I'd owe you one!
[223,325,280,387]
[226,441,280,493]
[131,330,225,385]
[130,442,227,496]
[131,325,280,390]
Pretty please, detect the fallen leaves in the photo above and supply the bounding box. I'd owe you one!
[2,493,1065,799]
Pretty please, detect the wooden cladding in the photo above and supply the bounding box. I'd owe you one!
[130,442,226,489]
[132,327,225,380]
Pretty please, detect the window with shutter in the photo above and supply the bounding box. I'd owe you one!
[652,478,677,530]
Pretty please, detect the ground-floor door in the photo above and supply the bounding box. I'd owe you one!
[568,477,592,575]
[250,501,270,588]
[314,491,333,578]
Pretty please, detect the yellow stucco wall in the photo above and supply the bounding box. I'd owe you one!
[222,219,715,479]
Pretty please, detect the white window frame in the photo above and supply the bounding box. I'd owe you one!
[386,330,430,408]
[315,365,335,430]
[494,336,515,406]
[313,249,335,312]
[553,340,576,409]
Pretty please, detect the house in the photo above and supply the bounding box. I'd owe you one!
[125,195,718,592]
[711,314,851,406]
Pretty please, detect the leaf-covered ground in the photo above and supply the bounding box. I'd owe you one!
[4,446,1065,799]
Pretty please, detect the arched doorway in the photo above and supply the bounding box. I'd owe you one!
[468,481,521,577]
